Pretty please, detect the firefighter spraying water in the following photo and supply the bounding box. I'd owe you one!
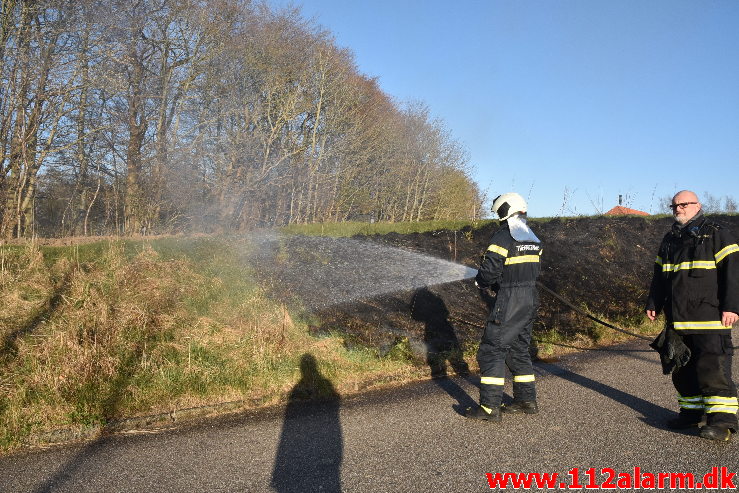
[466,192,543,422]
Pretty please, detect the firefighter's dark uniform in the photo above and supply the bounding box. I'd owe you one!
[646,212,739,430]
[475,223,542,411]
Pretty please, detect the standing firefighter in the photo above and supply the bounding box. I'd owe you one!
[646,190,739,441]
[466,193,542,422]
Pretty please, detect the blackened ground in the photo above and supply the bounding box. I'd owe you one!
[259,215,739,373]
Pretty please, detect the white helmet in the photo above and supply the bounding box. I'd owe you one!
[491,193,527,221]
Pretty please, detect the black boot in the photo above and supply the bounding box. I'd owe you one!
[666,411,704,429]
[465,404,502,422]
[501,400,539,414]
[699,425,733,442]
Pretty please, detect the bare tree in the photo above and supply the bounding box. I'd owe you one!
[1,0,483,236]
[1,0,77,238]
[724,196,737,213]
[701,192,722,214]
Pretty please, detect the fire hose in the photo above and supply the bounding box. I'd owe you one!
[449,282,738,349]
[444,281,654,352]
[534,281,653,342]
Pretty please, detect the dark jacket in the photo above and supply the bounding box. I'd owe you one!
[475,223,542,290]
[646,213,739,334]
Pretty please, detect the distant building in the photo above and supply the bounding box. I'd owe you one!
[604,205,649,216]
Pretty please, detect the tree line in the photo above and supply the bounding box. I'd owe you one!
[0,0,484,238]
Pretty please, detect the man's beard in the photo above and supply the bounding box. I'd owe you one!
[674,209,701,225]
[674,214,689,225]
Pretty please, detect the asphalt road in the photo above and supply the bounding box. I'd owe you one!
[1,339,738,492]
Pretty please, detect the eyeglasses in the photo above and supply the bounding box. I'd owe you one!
[669,202,698,211]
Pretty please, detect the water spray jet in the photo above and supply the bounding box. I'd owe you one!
[243,232,477,311]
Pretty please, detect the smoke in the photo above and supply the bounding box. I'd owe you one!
[244,232,477,311]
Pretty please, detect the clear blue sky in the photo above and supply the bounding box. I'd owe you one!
[269,0,739,217]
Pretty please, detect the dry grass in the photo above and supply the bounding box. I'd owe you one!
[0,238,419,453]
[532,309,662,358]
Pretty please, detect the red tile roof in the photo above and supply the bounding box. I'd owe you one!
[604,205,649,216]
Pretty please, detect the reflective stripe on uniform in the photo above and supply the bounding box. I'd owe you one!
[480,376,505,386]
[487,244,508,257]
[704,396,739,405]
[677,394,704,410]
[655,255,663,266]
[706,406,739,414]
[715,244,739,263]
[704,396,739,414]
[505,255,540,265]
[661,260,716,272]
[480,405,493,414]
[513,374,535,383]
[679,404,704,410]
[673,321,725,330]
[677,394,702,402]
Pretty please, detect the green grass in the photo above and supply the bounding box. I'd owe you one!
[280,213,737,237]
[281,219,492,237]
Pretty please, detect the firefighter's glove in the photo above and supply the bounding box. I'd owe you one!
[649,327,691,375]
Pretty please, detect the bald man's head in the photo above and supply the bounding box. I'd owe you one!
[671,190,701,225]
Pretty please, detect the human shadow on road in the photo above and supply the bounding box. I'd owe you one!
[536,361,676,431]
[271,353,343,493]
[411,288,476,414]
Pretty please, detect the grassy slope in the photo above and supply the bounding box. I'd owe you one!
[0,237,421,453]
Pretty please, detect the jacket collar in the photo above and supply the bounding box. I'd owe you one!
[671,210,705,237]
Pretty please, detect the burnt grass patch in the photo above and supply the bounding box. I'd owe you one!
[261,215,739,372]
